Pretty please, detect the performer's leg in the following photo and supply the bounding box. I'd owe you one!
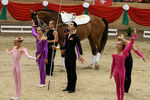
[16,65,22,97]
[65,58,71,90]
[120,70,125,100]
[125,55,133,93]
[114,72,120,100]
[40,58,46,84]
[38,60,42,84]
[13,67,18,97]
[70,60,77,92]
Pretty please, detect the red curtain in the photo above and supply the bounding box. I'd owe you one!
[88,5,123,23]
[128,7,150,26]
[0,2,2,11]
[1,1,150,26]
[47,3,84,15]
[7,2,43,21]
[6,2,84,21]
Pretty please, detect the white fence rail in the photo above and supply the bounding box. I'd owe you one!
[0,25,32,33]
[143,31,150,38]
[0,26,119,37]
[108,29,118,36]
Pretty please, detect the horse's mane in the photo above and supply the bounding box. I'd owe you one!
[35,9,60,15]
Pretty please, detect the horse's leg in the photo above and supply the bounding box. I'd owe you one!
[95,18,108,70]
[94,29,105,70]
[94,38,102,70]
[87,37,97,69]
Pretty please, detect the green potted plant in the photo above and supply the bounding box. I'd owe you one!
[125,26,132,36]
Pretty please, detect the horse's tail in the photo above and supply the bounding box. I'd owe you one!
[99,18,108,53]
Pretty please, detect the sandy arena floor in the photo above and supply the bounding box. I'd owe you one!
[0,34,149,100]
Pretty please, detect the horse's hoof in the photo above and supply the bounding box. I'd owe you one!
[95,65,99,70]
[85,66,92,69]
[95,62,99,70]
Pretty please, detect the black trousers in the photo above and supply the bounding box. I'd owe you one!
[124,52,133,93]
[65,56,77,91]
[46,47,56,76]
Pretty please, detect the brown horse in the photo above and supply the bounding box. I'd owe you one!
[31,9,108,70]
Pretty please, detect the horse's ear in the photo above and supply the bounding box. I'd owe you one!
[31,10,36,19]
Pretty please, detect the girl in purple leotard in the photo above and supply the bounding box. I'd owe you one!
[32,21,48,88]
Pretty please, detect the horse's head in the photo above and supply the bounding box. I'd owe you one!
[31,9,62,27]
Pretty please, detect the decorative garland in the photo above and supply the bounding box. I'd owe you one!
[43,0,48,9]
[0,1,150,26]
[122,4,129,25]
[0,0,8,20]
[83,2,90,15]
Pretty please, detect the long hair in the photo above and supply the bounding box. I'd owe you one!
[121,42,125,51]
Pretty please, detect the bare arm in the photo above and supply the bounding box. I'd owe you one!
[47,31,58,43]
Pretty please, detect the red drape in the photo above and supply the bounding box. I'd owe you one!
[6,2,84,21]
[0,2,2,11]
[7,2,43,21]
[47,3,84,15]
[128,7,150,26]
[88,5,124,23]
[1,1,150,26]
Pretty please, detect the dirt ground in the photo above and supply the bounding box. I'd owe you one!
[0,34,150,100]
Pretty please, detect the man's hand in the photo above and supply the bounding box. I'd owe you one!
[44,58,48,64]
[61,50,65,55]
[78,56,85,64]
[52,45,56,50]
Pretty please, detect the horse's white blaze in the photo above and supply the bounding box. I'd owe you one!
[90,55,96,65]
[62,57,65,67]
[95,52,101,63]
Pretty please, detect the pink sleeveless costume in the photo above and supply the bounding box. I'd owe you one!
[111,34,136,100]
[7,46,35,97]
[32,27,48,85]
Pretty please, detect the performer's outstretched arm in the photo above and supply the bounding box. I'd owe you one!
[23,48,36,60]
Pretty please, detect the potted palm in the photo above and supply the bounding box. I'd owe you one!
[126,26,132,36]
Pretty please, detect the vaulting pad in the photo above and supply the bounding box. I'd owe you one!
[60,11,90,25]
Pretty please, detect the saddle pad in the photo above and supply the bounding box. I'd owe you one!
[60,11,90,25]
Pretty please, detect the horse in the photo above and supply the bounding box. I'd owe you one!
[31,9,108,70]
